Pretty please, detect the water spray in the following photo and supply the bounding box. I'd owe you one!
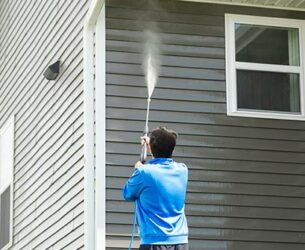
[128,29,161,250]
[140,30,161,163]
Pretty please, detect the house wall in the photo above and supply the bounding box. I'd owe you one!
[105,0,305,249]
[0,0,89,249]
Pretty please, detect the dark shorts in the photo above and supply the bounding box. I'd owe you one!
[139,244,189,250]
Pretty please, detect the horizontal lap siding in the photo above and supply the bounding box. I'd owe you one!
[105,0,305,249]
[0,0,88,249]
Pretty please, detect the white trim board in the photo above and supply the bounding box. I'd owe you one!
[83,0,105,250]
[235,62,301,74]
[83,21,95,250]
[95,4,106,250]
[178,0,305,12]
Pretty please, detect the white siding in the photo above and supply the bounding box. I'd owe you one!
[0,0,89,249]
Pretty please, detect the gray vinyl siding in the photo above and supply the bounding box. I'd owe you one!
[105,0,305,249]
[0,0,88,249]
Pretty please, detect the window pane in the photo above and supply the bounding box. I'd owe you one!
[237,70,300,112]
[235,24,300,66]
[0,186,10,249]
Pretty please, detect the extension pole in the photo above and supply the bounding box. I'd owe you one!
[144,98,151,134]
[140,98,151,163]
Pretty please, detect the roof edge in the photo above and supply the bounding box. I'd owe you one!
[178,0,305,12]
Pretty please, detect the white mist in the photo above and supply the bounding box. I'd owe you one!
[143,30,161,99]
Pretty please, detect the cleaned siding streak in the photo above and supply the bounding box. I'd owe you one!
[106,52,226,70]
[107,107,305,130]
[106,167,305,196]
[106,1,305,249]
[106,74,226,91]
[106,154,305,175]
[106,119,305,141]
[106,7,225,25]
[107,40,225,58]
[107,85,225,103]
[106,130,305,153]
[107,176,305,200]
[107,62,226,79]
[106,29,225,47]
[106,142,305,163]
[0,0,89,249]
[107,18,225,36]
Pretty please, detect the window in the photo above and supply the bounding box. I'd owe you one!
[0,116,14,250]
[225,14,305,120]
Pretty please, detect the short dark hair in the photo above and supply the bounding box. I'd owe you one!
[149,127,178,158]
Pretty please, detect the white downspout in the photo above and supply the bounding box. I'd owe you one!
[83,0,105,250]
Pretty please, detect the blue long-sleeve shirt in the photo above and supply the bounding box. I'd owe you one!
[122,158,188,245]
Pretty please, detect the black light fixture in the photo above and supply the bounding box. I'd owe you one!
[43,60,60,80]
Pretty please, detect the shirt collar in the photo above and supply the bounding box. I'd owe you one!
[148,158,173,165]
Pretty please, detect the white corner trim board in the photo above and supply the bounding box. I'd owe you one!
[95,4,106,250]
[83,0,105,250]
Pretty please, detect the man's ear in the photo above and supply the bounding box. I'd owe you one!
[148,144,153,157]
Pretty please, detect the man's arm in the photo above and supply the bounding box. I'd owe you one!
[122,136,148,201]
[122,166,145,201]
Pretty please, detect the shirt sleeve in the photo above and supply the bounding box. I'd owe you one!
[122,168,145,201]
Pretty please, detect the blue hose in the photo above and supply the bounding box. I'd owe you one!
[128,203,137,250]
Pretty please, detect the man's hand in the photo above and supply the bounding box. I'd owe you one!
[135,161,143,168]
[141,135,150,145]
[138,135,150,167]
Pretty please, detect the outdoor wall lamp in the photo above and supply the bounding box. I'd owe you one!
[43,61,60,80]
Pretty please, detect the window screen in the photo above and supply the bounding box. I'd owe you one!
[237,70,300,112]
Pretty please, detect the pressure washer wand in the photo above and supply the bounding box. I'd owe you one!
[140,98,151,163]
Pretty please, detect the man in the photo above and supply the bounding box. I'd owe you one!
[122,127,189,250]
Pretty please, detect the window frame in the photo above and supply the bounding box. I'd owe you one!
[225,13,305,120]
[0,115,14,250]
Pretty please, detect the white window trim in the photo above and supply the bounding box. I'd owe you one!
[0,115,14,250]
[225,13,305,120]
